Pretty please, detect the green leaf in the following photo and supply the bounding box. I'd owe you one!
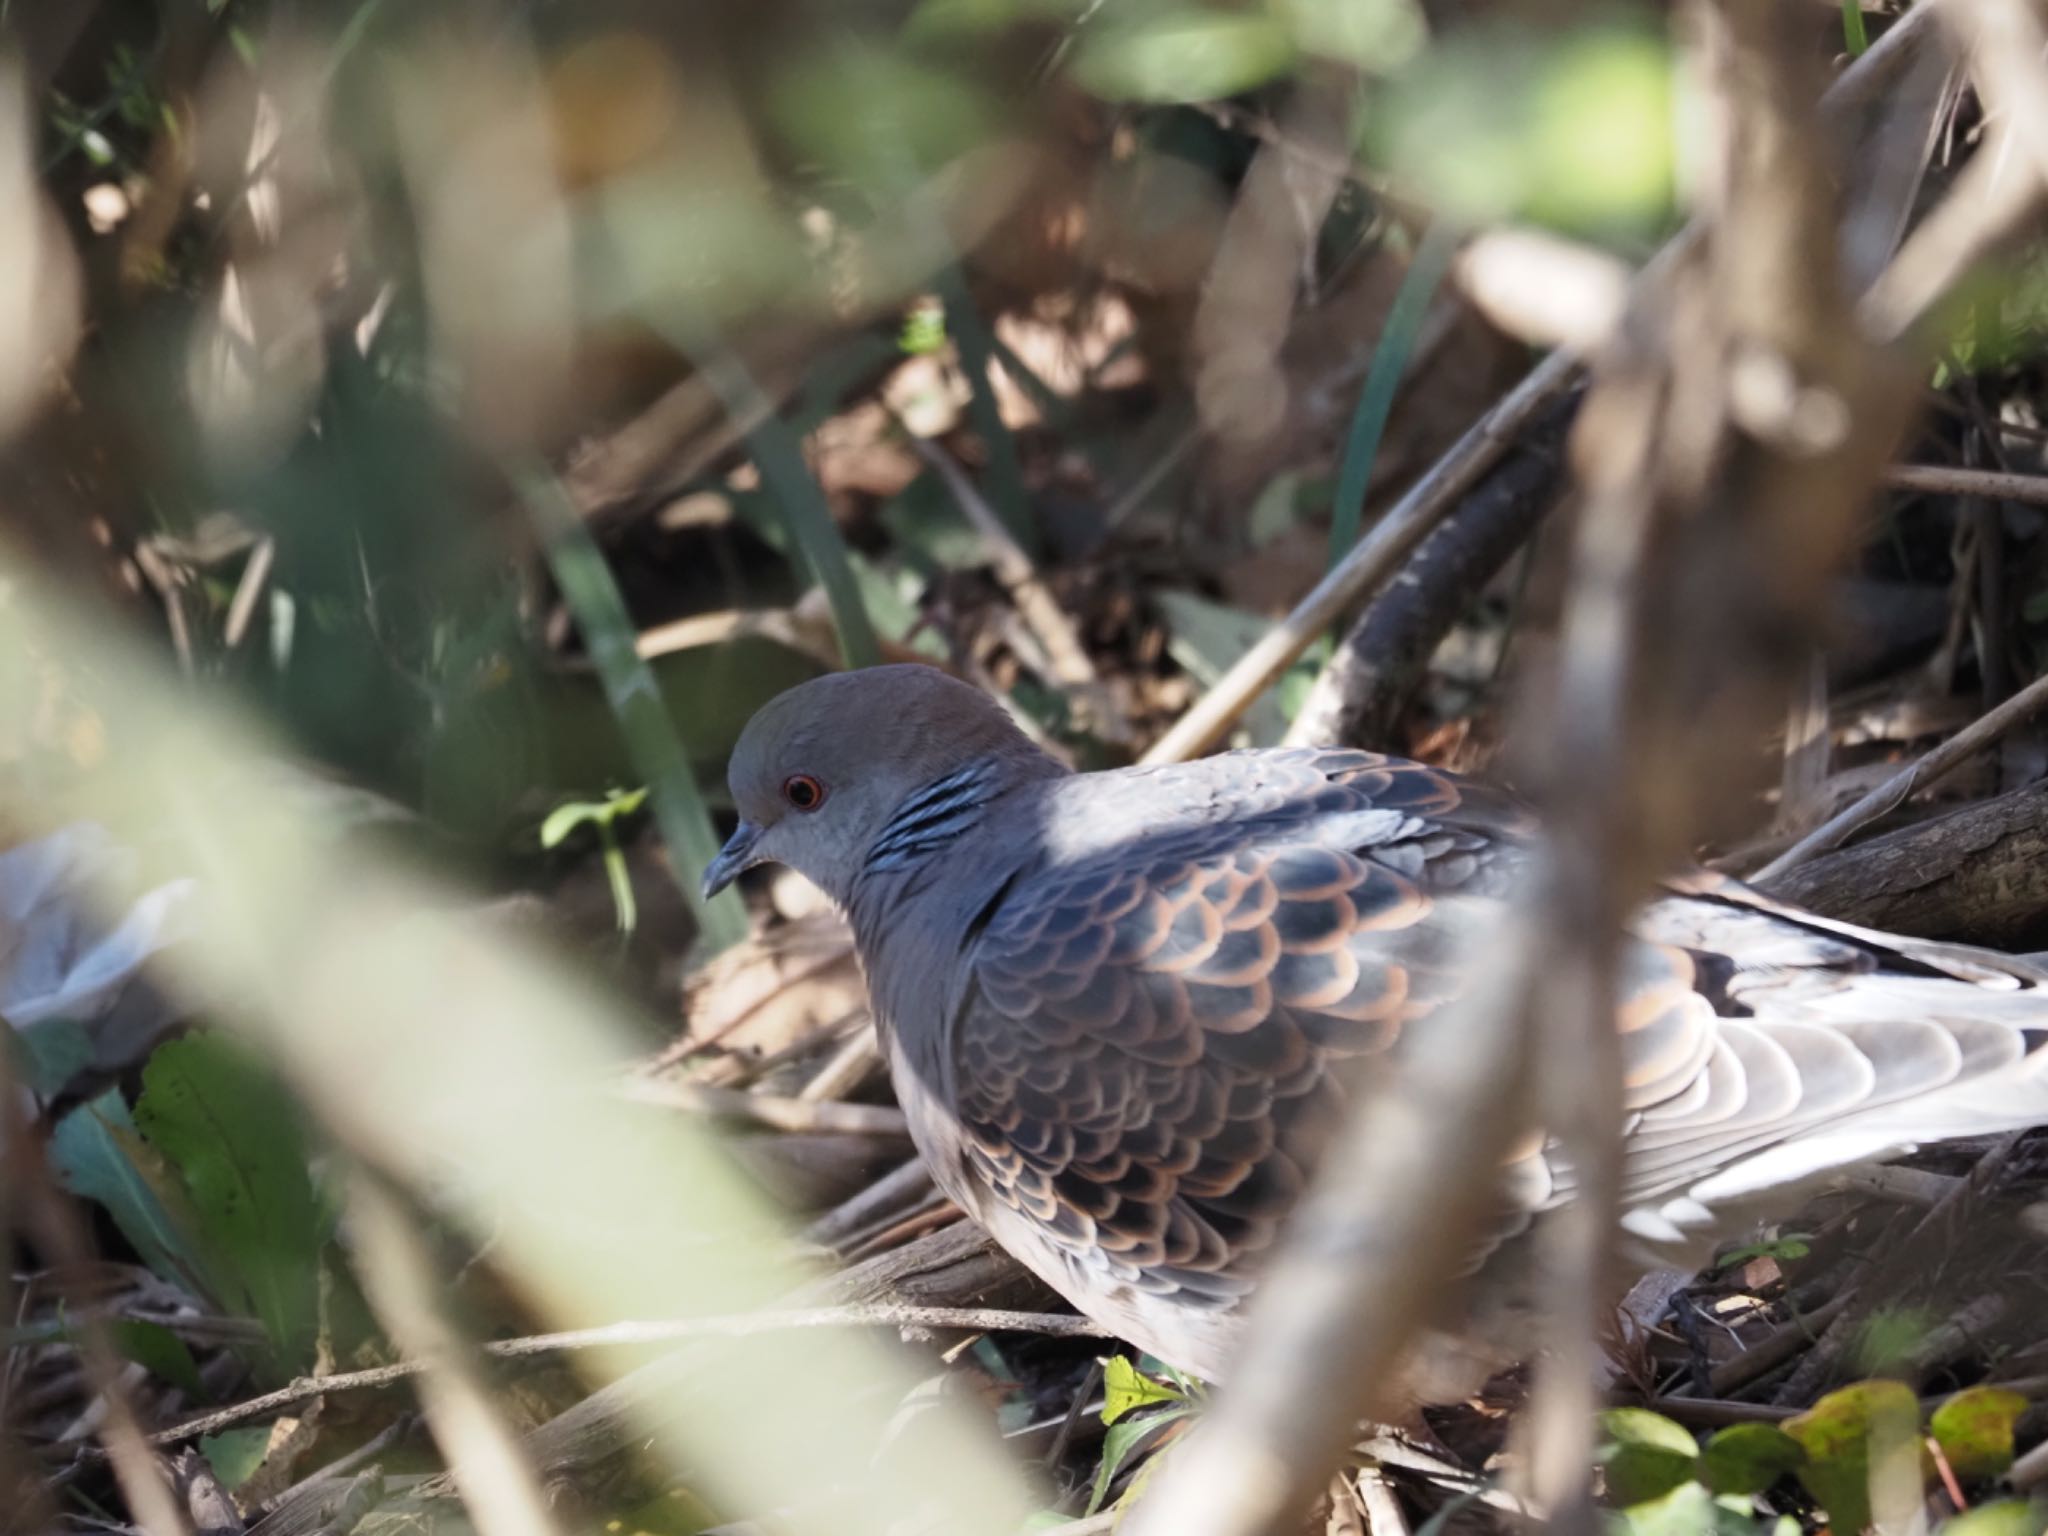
[1616,1480,1715,1536]
[900,302,948,356]
[1930,1386,2029,1482]
[1085,1402,1194,1516]
[1852,1307,1937,1376]
[1599,1408,1700,1507]
[10,1017,93,1099]
[1699,1423,1806,1497]
[135,1035,323,1365]
[539,787,648,850]
[936,265,1036,554]
[1715,1234,1813,1271]
[1373,24,1675,236]
[1940,1502,2048,1536]
[1281,0,1426,72]
[518,465,753,953]
[1154,590,1310,746]
[770,45,992,181]
[200,1427,272,1491]
[50,1090,213,1298]
[1784,1379,1922,1536]
[1073,11,1297,105]
[108,1319,205,1397]
[1327,218,1459,570]
[1101,1355,1187,1425]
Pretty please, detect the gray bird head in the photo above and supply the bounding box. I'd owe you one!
[702,665,1055,906]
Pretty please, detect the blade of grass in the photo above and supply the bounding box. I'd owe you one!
[937,265,1038,554]
[1842,0,1870,57]
[515,465,748,954]
[1326,220,1461,570]
[659,324,882,670]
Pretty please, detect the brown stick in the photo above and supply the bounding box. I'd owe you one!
[1283,392,1576,750]
[147,1303,1105,1446]
[1757,778,2048,943]
[1885,462,2048,507]
[1752,669,2048,881]
[618,1078,910,1136]
[1142,348,1581,764]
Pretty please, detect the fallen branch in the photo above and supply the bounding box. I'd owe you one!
[1751,669,2048,881]
[1285,390,1576,749]
[1757,777,2048,944]
[1142,348,1580,764]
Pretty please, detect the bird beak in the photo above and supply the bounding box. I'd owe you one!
[701,820,762,900]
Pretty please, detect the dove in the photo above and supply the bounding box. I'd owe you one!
[703,664,2048,1385]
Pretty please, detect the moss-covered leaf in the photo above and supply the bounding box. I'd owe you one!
[1784,1379,1921,1536]
[1938,1501,2048,1536]
[1930,1387,2029,1482]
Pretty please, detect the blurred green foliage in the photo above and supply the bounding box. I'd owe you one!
[1599,1384,2040,1536]
[52,1033,331,1378]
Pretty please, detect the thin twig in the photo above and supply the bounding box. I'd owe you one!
[619,1077,909,1136]
[148,1305,1106,1445]
[1751,667,2048,879]
[900,427,1134,746]
[1141,347,1580,764]
[222,536,275,651]
[797,1021,880,1103]
[348,1173,563,1536]
[1148,0,1956,767]
[1885,462,2048,506]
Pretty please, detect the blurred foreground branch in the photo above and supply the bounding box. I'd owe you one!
[1127,3,1975,1532]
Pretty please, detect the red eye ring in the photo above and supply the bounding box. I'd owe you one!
[781,774,827,812]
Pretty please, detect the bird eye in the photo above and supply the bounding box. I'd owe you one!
[781,774,827,812]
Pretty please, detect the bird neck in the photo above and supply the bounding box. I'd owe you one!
[845,750,1058,993]
[864,756,1014,874]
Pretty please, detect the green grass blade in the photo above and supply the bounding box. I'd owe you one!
[1841,0,1869,56]
[1327,220,1460,570]
[938,265,1038,554]
[517,465,749,954]
[665,332,883,669]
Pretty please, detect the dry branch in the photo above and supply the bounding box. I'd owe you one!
[148,1302,1102,1447]
[1142,348,1581,764]
[1885,462,2048,507]
[1752,668,2048,880]
[1128,4,1980,1532]
[1758,777,2048,943]
[347,1174,563,1536]
[1285,391,1576,749]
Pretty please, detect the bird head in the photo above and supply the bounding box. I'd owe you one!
[702,664,1053,905]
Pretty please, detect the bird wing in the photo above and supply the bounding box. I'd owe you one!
[949,750,2048,1297]
[950,748,1694,1306]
